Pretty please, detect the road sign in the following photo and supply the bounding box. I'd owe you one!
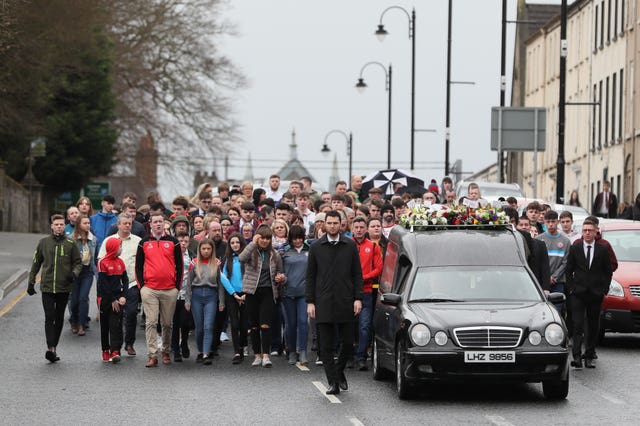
[490,107,546,151]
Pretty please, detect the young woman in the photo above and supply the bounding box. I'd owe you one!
[271,219,289,250]
[281,225,310,365]
[184,239,229,365]
[192,215,205,236]
[220,215,234,240]
[568,190,582,207]
[69,215,97,336]
[76,196,94,217]
[239,225,286,368]
[252,188,267,207]
[221,233,248,364]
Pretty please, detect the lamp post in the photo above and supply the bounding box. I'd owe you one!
[375,6,415,171]
[445,0,475,177]
[355,62,392,169]
[321,130,352,181]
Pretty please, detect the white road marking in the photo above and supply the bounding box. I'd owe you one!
[312,381,341,403]
[599,392,625,405]
[296,363,310,371]
[347,416,365,426]
[485,415,514,426]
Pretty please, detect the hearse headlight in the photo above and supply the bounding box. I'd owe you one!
[544,323,564,346]
[528,331,542,346]
[608,279,624,297]
[434,331,448,346]
[410,323,431,346]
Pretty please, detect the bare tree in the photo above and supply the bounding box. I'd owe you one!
[104,0,245,189]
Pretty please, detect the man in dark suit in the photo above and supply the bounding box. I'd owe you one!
[565,218,613,369]
[306,210,364,395]
[516,216,551,291]
[592,181,618,218]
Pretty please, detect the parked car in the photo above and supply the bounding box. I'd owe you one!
[454,181,525,202]
[372,223,570,400]
[599,220,640,339]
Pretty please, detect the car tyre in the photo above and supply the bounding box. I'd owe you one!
[372,338,391,381]
[395,345,413,400]
[542,376,569,400]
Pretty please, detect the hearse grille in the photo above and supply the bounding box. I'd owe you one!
[629,286,640,298]
[453,326,522,348]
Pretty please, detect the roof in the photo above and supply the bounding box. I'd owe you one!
[389,226,527,268]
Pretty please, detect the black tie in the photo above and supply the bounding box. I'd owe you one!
[331,241,338,246]
[586,245,591,269]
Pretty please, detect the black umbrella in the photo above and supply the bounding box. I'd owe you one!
[361,169,425,197]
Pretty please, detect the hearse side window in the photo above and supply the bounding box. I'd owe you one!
[393,255,412,294]
[379,240,398,293]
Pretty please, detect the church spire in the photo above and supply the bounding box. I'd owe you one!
[329,152,340,191]
[289,128,298,160]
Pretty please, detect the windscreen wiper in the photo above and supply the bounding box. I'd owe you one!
[408,298,465,303]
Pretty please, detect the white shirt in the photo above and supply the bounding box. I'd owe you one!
[265,189,283,203]
[599,191,609,214]
[300,210,315,235]
[99,233,141,288]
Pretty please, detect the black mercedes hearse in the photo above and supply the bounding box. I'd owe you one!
[372,223,570,400]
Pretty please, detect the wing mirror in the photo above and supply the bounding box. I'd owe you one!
[546,292,566,304]
[381,293,402,306]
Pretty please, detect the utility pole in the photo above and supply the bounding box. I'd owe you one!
[556,0,567,203]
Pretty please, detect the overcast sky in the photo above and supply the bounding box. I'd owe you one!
[163,0,566,194]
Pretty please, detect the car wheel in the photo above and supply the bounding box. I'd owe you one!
[542,376,569,400]
[395,345,413,400]
[373,338,391,381]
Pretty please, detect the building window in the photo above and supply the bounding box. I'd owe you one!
[621,0,625,33]
[598,80,603,149]
[594,4,599,51]
[614,0,618,38]
[593,84,597,151]
[612,72,616,142]
[607,0,611,43]
[605,76,610,146]
[619,68,624,141]
[600,1,605,47]
[617,174,621,198]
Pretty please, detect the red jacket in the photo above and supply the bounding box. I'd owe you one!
[353,237,383,293]
[135,234,183,290]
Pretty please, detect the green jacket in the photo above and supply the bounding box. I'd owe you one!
[28,233,82,293]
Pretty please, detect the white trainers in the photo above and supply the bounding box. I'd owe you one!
[220,332,230,342]
[251,357,262,367]
[262,356,273,368]
[243,347,249,356]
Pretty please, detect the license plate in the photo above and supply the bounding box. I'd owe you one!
[464,351,515,363]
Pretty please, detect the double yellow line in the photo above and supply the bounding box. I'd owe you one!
[0,289,27,318]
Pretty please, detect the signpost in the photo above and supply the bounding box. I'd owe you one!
[491,107,546,197]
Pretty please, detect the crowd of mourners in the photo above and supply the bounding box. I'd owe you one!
[26,173,640,375]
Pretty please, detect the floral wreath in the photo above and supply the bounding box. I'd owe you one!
[399,204,510,230]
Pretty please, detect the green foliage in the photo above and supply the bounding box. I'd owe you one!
[0,1,117,192]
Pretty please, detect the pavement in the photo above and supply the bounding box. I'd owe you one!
[0,232,45,301]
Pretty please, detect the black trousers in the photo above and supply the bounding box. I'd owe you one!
[225,292,248,354]
[42,292,69,349]
[570,292,603,360]
[171,299,192,354]
[318,321,355,386]
[246,287,274,355]
[123,286,139,347]
[99,297,123,352]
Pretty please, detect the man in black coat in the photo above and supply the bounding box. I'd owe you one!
[565,218,613,369]
[516,216,551,291]
[592,181,618,218]
[306,210,364,395]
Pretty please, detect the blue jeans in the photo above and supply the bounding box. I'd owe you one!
[190,287,218,354]
[68,266,93,327]
[282,296,308,353]
[355,294,373,361]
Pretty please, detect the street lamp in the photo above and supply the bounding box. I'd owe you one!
[321,130,353,181]
[375,6,415,170]
[355,62,392,169]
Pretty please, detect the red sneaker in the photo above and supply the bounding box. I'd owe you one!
[109,350,121,364]
[102,350,110,362]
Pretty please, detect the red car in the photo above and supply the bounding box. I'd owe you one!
[599,219,640,339]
